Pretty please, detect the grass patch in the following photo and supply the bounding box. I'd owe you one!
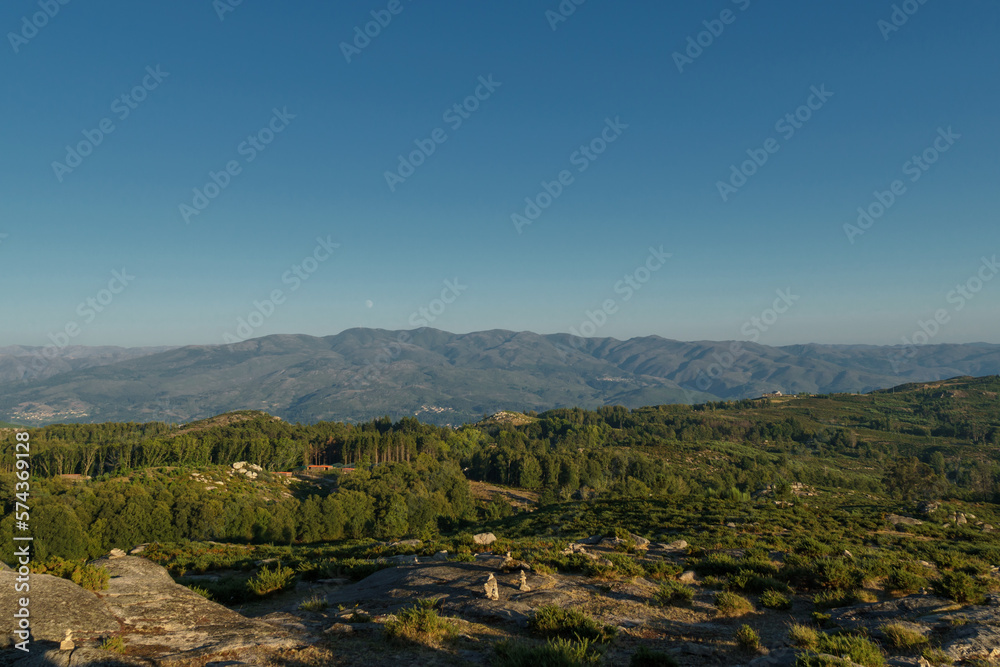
[246,563,295,596]
[384,599,455,646]
[651,580,694,606]
[880,623,928,650]
[735,624,762,653]
[98,635,126,654]
[933,571,987,604]
[788,623,819,649]
[921,647,953,665]
[31,557,110,592]
[760,588,792,609]
[528,605,616,643]
[714,591,753,616]
[298,594,328,612]
[883,567,927,595]
[801,632,885,667]
[813,589,858,609]
[494,637,602,666]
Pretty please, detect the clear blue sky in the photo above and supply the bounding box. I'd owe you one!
[2,0,998,348]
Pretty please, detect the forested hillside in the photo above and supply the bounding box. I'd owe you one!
[2,376,998,563]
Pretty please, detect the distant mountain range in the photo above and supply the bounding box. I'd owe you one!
[1,329,999,426]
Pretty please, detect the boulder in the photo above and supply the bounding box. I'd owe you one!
[31,555,297,659]
[0,569,119,643]
[390,539,422,548]
[678,570,699,584]
[483,573,499,600]
[662,539,688,551]
[433,550,449,561]
[887,514,923,526]
[473,532,497,546]
[917,500,940,515]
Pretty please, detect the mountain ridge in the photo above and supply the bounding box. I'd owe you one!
[2,328,999,426]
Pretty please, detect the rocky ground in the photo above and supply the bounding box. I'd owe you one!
[2,542,999,666]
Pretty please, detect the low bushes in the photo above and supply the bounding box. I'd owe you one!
[651,580,694,606]
[528,605,616,643]
[246,563,295,596]
[714,591,754,616]
[933,571,986,604]
[494,637,601,666]
[385,599,455,646]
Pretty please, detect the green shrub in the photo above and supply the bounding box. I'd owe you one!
[728,568,788,594]
[298,594,328,612]
[813,589,858,609]
[651,581,694,606]
[760,589,792,609]
[99,635,126,654]
[691,553,740,577]
[812,558,862,590]
[643,561,683,580]
[933,571,986,604]
[814,632,885,667]
[921,647,953,665]
[529,605,616,643]
[246,563,295,596]
[629,645,679,667]
[735,624,762,653]
[884,567,927,595]
[714,591,753,616]
[494,637,601,666]
[605,553,645,578]
[70,564,110,592]
[32,558,110,592]
[880,623,928,650]
[810,611,832,626]
[385,600,455,646]
[788,623,819,649]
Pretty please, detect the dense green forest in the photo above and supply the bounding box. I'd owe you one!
[2,376,998,562]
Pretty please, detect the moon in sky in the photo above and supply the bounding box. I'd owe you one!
[365,300,374,309]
